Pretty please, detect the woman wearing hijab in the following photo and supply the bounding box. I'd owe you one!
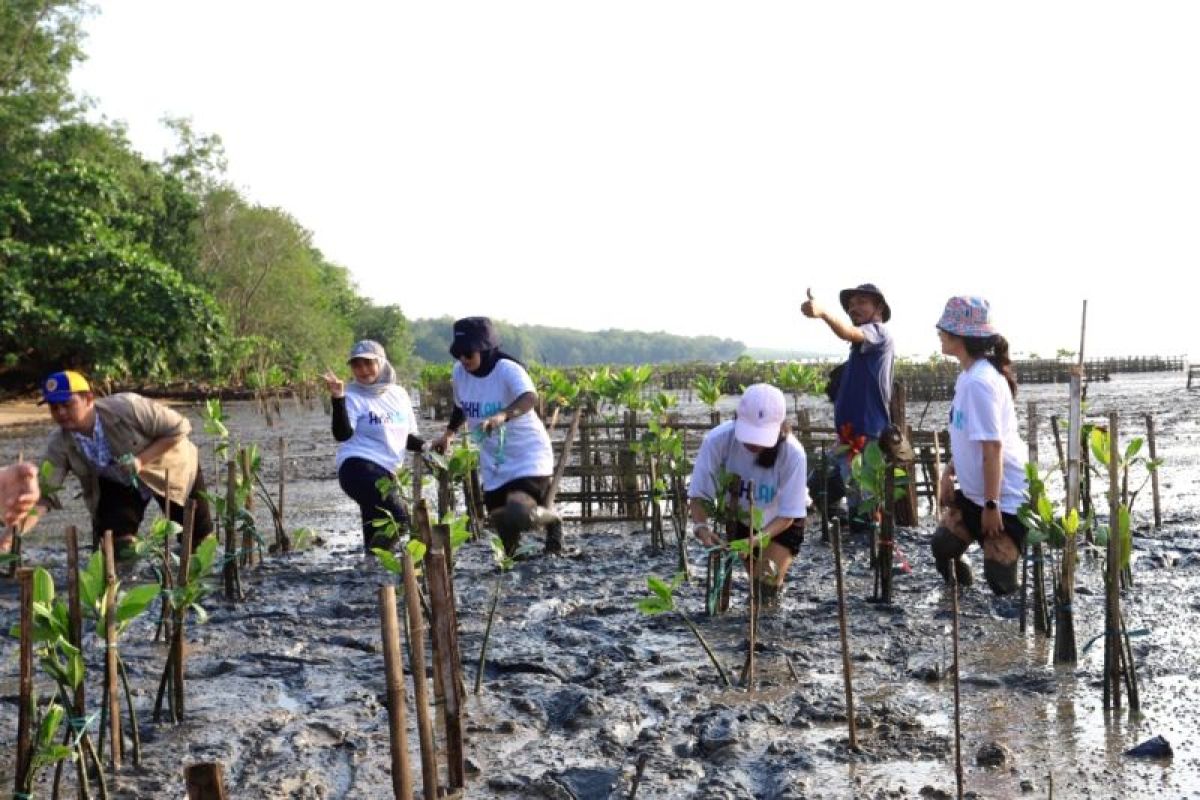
[930,296,1027,595]
[324,340,425,552]
[432,317,559,556]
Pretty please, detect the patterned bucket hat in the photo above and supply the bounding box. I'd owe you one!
[936,296,997,338]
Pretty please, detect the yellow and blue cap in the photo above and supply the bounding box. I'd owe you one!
[40,370,91,405]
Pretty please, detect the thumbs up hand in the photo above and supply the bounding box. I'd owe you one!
[800,287,823,319]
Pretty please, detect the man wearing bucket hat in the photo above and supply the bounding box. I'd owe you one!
[931,296,1026,595]
[688,383,809,606]
[324,339,427,553]
[432,317,561,556]
[800,283,895,532]
[29,370,214,557]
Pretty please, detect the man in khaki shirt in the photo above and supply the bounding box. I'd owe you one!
[28,371,214,556]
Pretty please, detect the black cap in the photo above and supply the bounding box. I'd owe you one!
[449,317,500,358]
[838,283,891,322]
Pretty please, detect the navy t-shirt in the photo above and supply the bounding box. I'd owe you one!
[833,322,894,440]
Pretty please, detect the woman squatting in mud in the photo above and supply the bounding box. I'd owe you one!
[325,340,428,553]
[432,317,562,557]
[930,296,1028,594]
[688,383,809,607]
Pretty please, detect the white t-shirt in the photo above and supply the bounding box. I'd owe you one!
[452,359,553,490]
[335,385,418,474]
[948,360,1027,514]
[688,422,809,525]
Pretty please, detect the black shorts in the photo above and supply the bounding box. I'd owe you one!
[953,490,1026,547]
[729,519,806,556]
[483,476,552,512]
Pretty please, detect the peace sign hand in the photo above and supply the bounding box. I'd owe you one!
[322,368,345,399]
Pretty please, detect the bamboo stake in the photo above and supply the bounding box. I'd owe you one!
[277,436,290,552]
[1055,373,1081,664]
[1145,414,1161,529]
[425,521,465,790]
[741,484,757,689]
[66,526,86,718]
[402,550,439,800]
[879,462,895,603]
[830,520,859,752]
[184,763,229,800]
[223,461,241,601]
[174,503,196,718]
[951,564,964,800]
[16,567,34,795]
[1026,404,1050,636]
[102,532,122,769]
[379,585,414,800]
[1104,412,1122,711]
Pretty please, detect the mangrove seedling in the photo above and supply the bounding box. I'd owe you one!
[76,553,161,766]
[474,535,537,694]
[13,566,108,799]
[155,535,221,723]
[1018,471,1081,664]
[636,573,732,688]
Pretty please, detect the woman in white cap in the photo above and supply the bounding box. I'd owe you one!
[930,297,1027,595]
[688,383,809,605]
[324,340,425,552]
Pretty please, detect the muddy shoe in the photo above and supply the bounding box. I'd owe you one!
[115,536,140,562]
[543,521,564,555]
[754,579,782,610]
[368,532,397,552]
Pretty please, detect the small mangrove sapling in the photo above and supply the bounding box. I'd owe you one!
[636,573,732,688]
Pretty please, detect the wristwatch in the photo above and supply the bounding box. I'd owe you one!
[984,499,998,511]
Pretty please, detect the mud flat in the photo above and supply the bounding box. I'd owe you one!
[0,371,1196,798]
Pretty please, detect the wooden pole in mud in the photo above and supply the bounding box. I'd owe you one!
[277,436,290,552]
[173,503,196,718]
[15,567,34,795]
[545,407,582,509]
[184,763,229,800]
[378,585,415,800]
[1145,414,1162,529]
[102,532,123,769]
[425,518,465,790]
[742,485,757,689]
[1025,404,1050,637]
[1104,412,1122,712]
[931,430,943,508]
[402,549,440,800]
[223,460,242,601]
[66,526,86,717]
[951,564,964,800]
[830,520,859,752]
[878,462,895,603]
[1054,372,1082,665]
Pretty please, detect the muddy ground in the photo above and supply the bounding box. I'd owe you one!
[0,371,1197,799]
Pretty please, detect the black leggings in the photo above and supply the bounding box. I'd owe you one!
[94,466,215,549]
[338,457,410,551]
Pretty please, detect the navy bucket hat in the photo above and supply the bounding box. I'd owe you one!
[449,317,501,358]
[838,283,891,323]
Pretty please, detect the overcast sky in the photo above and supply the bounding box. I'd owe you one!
[71,1,1200,359]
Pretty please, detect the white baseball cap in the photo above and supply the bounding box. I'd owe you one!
[734,383,787,448]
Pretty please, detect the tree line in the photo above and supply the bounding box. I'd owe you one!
[0,3,746,395]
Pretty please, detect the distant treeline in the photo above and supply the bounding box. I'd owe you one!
[411,317,746,366]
